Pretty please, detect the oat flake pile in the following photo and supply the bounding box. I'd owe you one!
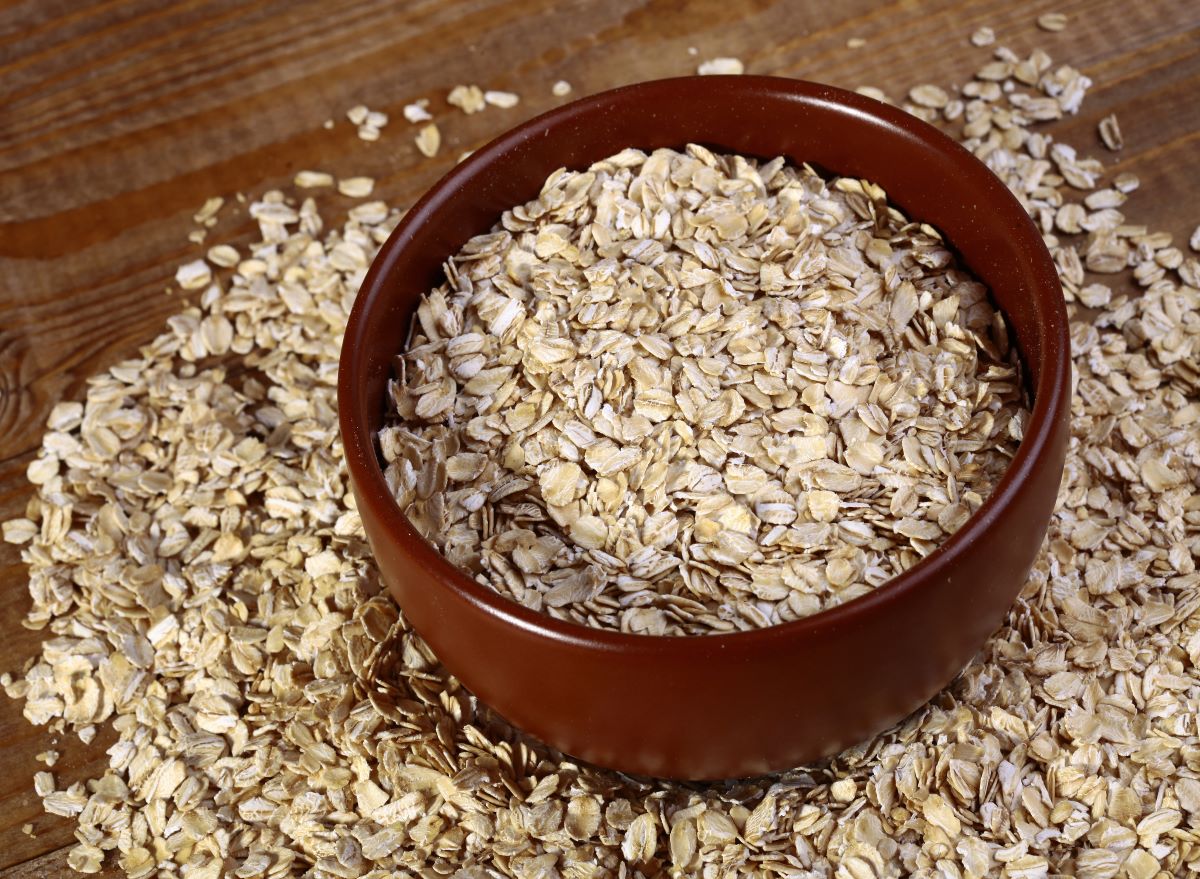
[386,147,1027,636]
[4,37,1200,879]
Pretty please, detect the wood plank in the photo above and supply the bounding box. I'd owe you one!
[1,0,1197,872]
[0,845,121,879]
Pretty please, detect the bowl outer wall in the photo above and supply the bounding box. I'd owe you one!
[338,77,1071,779]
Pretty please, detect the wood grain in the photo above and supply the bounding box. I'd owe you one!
[0,846,117,879]
[1,0,1197,872]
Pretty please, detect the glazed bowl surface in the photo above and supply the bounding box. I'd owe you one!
[338,76,1071,780]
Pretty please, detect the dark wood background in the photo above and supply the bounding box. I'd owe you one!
[1,0,1197,873]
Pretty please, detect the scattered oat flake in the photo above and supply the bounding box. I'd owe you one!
[403,99,432,123]
[1098,113,1123,150]
[294,170,334,188]
[846,37,866,49]
[2,518,37,544]
[448,83,486,114]
[1038,11,1067,31]
[350,107,389,142]
[192,196,223,224]
[552,80,572,96]
[697,57,744,75]
[207,243,239,267]
[830,777,857,802]
[415,123,441,158]
[1114,171,1140,193]
[1191,224,1200,251]
[971,26,995,46]
[173,259,211,290]
[484,90,520,109]
[337,176,375,197]
[909,84,950,108]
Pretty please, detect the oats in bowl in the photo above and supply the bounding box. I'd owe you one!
[381,145,1028,635]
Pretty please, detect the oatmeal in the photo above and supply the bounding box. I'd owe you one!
[383,147,1027,635]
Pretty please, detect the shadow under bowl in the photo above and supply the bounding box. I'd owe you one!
[338,76,1071,780]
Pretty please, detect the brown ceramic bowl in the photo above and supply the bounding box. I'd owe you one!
[339,76,1070,780]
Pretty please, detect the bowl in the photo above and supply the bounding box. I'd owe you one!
[338,76,1070,780]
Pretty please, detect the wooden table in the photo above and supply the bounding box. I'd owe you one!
[1,0,1196,873]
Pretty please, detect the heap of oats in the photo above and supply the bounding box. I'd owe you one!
[386,147,1026,636]
[3,39,1200,879]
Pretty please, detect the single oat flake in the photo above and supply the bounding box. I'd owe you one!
[415,123,441,158]
[206,243,239,267]
[1098,113,1124,150]
[337,176,375,197]
[909,83,950,108]
[173,258,211,290]
[294,169,334,188]
[697,57,744,75]
[484,90,520,109]
[970,26,995,46]
[1037,11,1068,31]
[402,99,432,123]
[855,85,890,103]
[192,196,223,224]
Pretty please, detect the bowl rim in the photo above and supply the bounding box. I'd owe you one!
[338,74,1071,656]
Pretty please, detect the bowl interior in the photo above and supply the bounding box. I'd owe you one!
[340,75,1068,647]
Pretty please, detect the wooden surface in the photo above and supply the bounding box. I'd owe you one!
[1,0,1197,873]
